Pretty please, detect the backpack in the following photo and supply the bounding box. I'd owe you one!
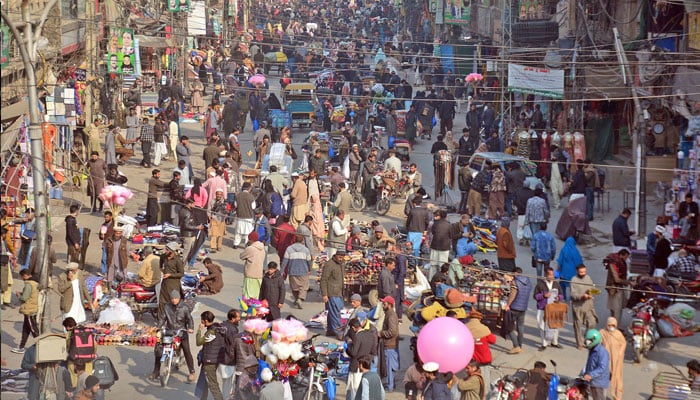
[92,356,119,389]
[68,326,96,361]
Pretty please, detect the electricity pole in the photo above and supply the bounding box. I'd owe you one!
[1,0,58,334]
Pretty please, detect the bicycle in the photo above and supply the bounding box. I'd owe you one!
[159,328,186,387]
[348,181,366,211]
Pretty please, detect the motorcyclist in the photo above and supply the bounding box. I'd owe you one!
[581,329,610,400]
[149,290,196,383]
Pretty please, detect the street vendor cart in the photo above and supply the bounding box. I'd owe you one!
[460,264,512,328]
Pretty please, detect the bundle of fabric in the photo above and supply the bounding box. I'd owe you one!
[471,217,499,252]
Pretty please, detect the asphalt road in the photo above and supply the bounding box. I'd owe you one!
[1,80,699,400]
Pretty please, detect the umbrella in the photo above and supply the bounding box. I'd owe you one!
[264,51,288,63]
[248,74,266,86]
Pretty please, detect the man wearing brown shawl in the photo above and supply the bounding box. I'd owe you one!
[600,317,626,400]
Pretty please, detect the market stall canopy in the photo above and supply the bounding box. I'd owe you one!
[583,65,630,101]
[135,35,175,49]
[264,51,288,63]
[673,66,700,102]
[0,100,28,122]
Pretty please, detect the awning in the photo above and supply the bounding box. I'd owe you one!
[135,35,175,49]
[583,65,631,101]
[1,100,29,122]
[0,113,27,153]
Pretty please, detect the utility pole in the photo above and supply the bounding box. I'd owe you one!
[614,27,647,235]
[1,0,58,334]
[85,0,96,123]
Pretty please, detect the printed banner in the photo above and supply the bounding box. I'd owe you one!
[105,27,135,74]
[444,0,471,25]
[508,63,564,99]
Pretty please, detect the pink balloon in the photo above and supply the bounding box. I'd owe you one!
[417,317,474,373]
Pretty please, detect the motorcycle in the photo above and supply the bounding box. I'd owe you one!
[372,173,409,215]
[290,334,345,400]
[159,328,186,387]
[116,280,159,321]
[549,360,589,400]
[626,298,660,363]
[487,367,529,400]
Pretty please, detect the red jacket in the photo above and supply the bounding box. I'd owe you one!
[472,333,496,365]
[274,222,297,261]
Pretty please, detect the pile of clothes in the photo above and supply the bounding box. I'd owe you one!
[471,217,499,252]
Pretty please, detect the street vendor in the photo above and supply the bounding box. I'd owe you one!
[365,225,396,249]
[159,242,185,314]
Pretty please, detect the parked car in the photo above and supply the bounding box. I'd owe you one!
[468,152,544,190]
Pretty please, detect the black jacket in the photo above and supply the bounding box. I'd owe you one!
[65,215,81,246]
[158,300,194,331]
[430,219,452,251]
[514,187,535,216]
[221,320,239,366]
[347,328,378,373]
[198,322,226,365]
[169,179,185,203]
[377,268,395,299]
[260,270,286,306]
[179,206,199,237]
[406,206,431,232]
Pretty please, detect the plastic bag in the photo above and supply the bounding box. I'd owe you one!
[96,299,135,325]
[342,155,350,179]
[325,376,336,400]
[523,224,533,240]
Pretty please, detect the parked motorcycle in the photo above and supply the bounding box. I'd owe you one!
[487,368,529,400]
[116,280,159,321]
[549,360,589,400]
[626,298,660,363]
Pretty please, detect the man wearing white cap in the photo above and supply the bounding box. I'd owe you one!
[202,169,227,209]
[421,362,450,399]
[651,224,672,278]
[259,367,283,400]
[56,262,90,324]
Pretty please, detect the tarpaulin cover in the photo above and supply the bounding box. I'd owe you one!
[673,66,700,102]
[555,197,591,240]
[583,65,630,100]
[584,116,614,163]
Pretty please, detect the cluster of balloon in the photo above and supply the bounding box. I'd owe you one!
[417,317,475,373]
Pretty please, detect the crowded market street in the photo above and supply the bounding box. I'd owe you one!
[1,74,699,399]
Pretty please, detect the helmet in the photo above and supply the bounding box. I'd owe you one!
[584,329,602,349]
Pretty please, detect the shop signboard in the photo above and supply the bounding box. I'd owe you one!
[169,0,191,12]
[507,63,564,99]
[444,0,470,25]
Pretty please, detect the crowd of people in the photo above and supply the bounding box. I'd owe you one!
[3,0,700,398]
